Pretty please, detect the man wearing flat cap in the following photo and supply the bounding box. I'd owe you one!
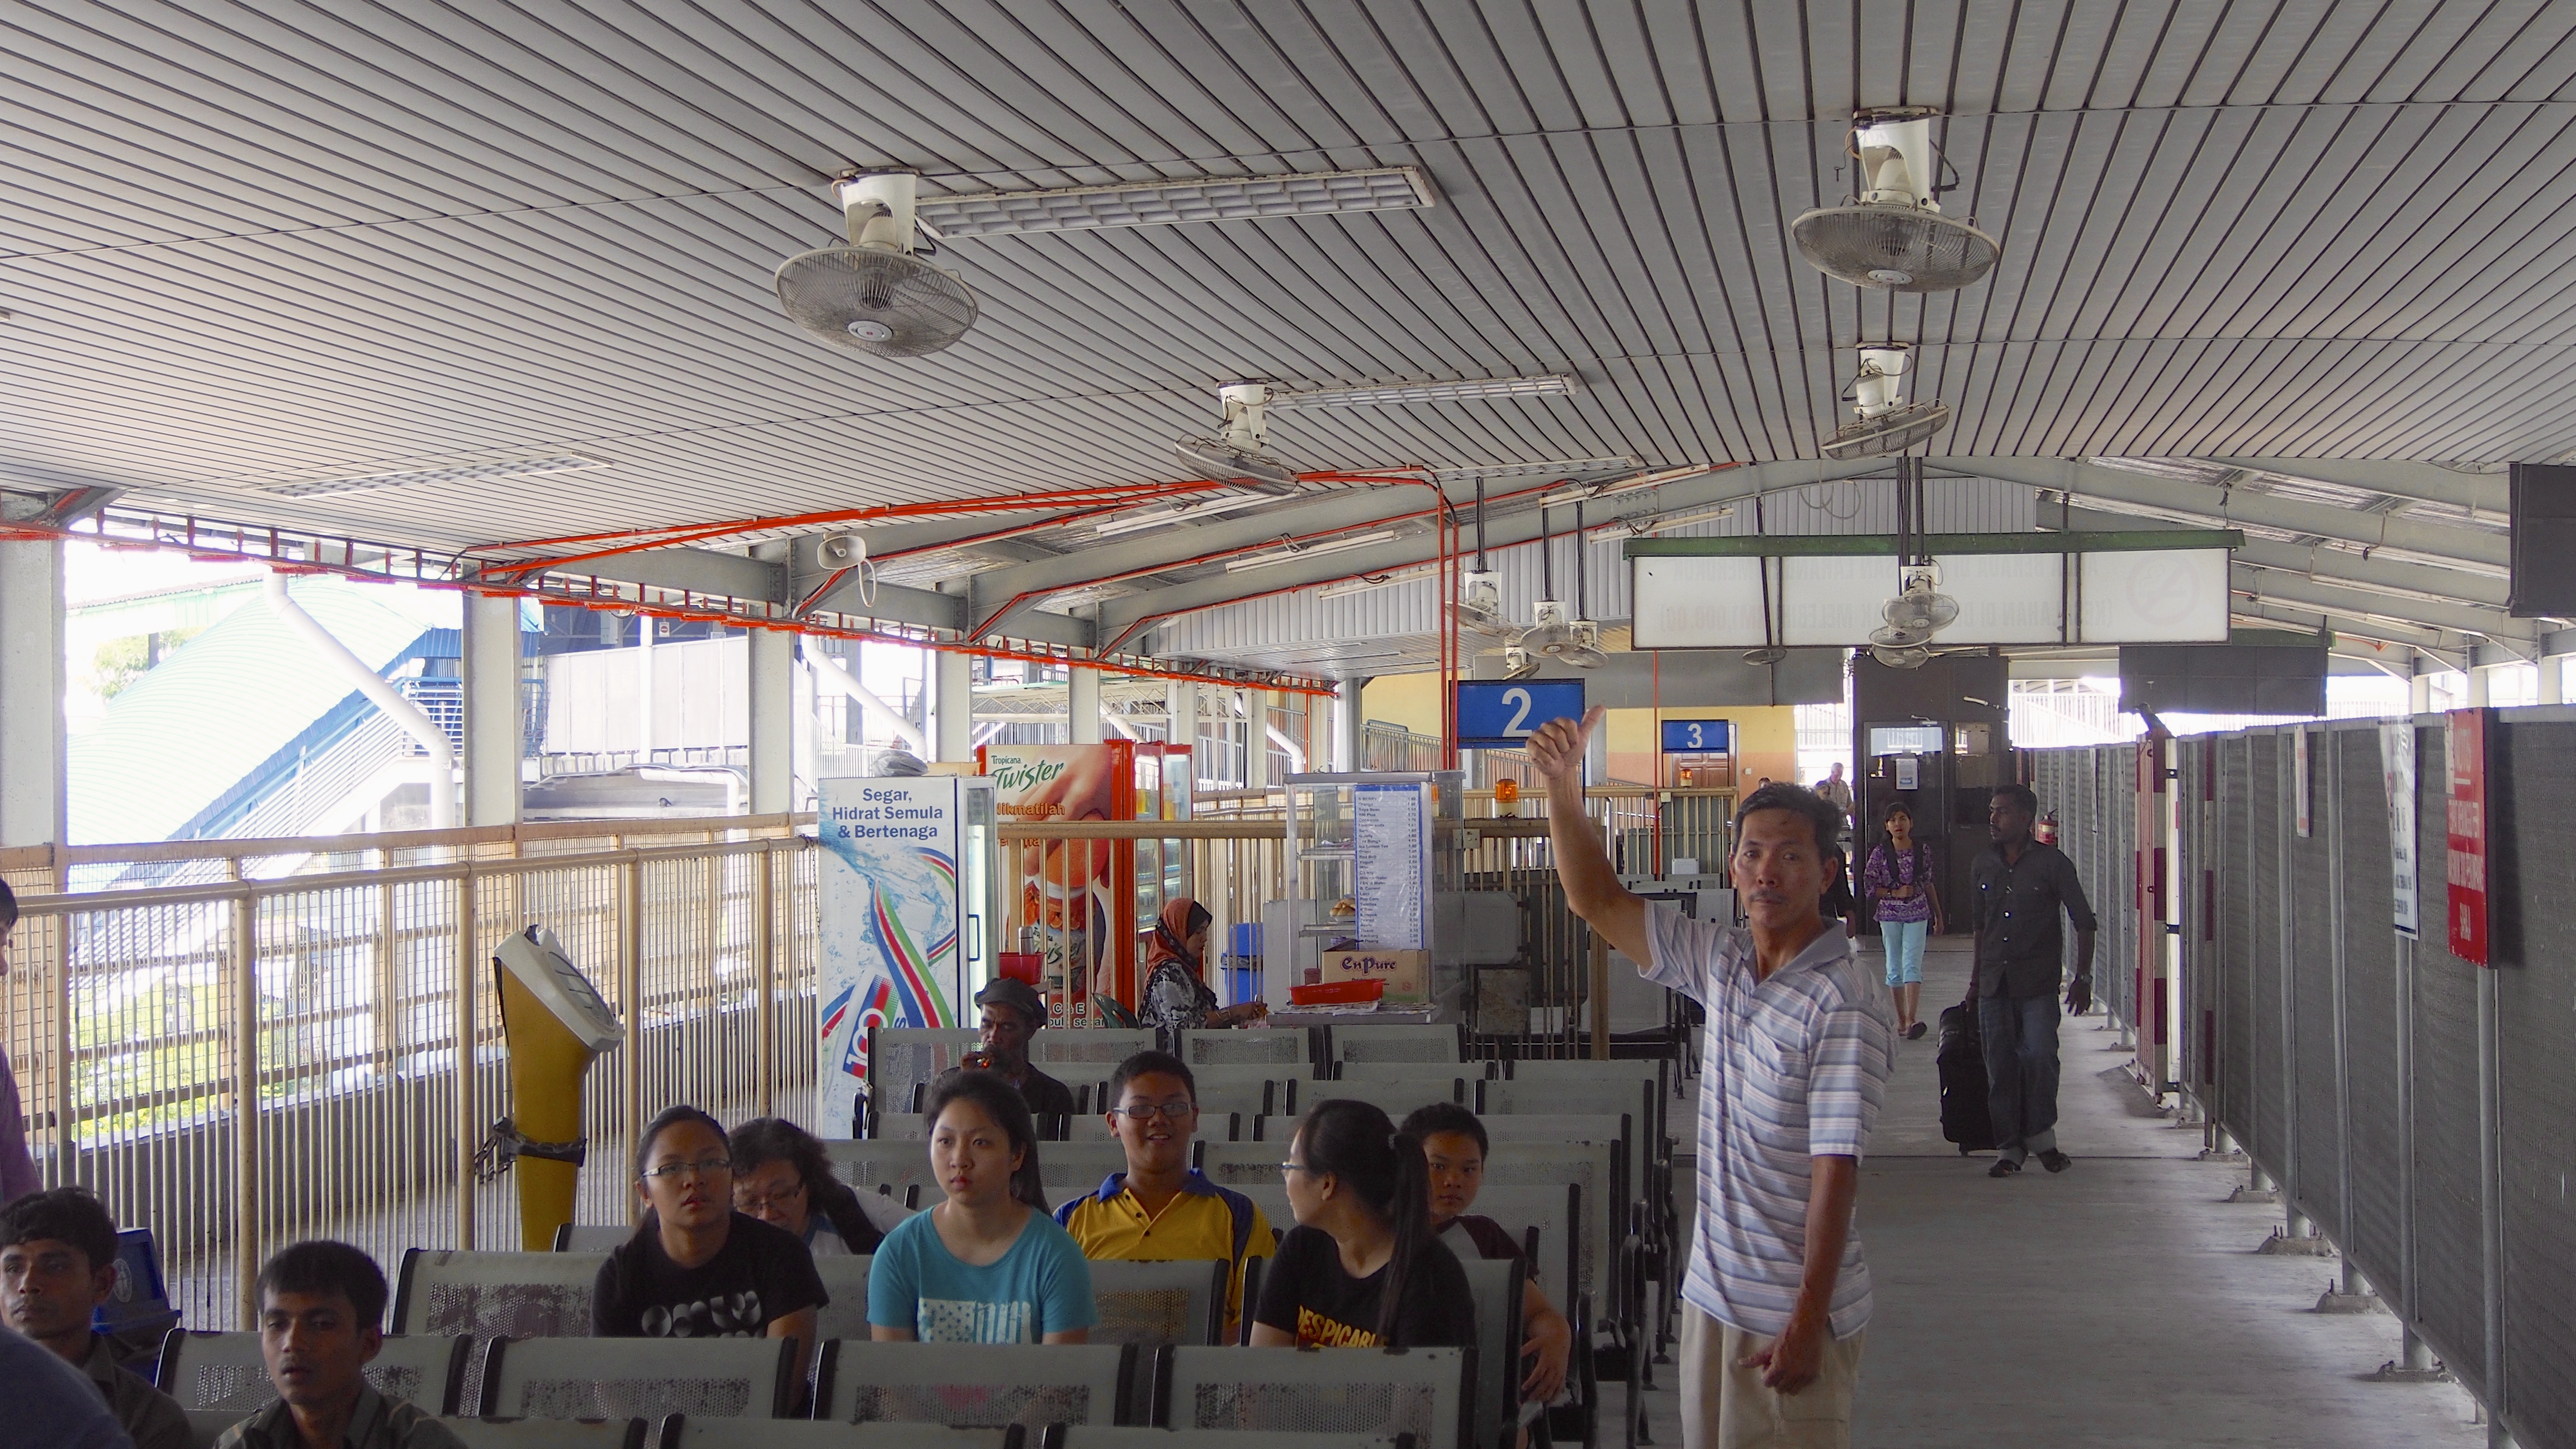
[967,977,1079,1118]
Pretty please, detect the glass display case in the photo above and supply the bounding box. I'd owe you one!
[1271,771,1464,1008]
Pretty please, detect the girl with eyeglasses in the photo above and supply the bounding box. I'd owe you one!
[1249,1098,1474,1350]
[868,1071,1095,1343]
[728,1116,898,1257]
[591,1104,827,1355]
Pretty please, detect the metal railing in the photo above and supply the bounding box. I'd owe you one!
[2035,714,2574,1447]
[1,787,1708,1334]
[3,816,816,1330]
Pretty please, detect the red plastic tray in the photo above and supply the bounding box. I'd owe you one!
[1288,978,1386,1006]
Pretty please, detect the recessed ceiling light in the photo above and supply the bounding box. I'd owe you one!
[915,167,1436,239]
[259,454,610,499]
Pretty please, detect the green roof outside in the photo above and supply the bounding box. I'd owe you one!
[68,577,461,845]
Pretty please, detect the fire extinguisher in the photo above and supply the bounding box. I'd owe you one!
[2035,809,2059,846]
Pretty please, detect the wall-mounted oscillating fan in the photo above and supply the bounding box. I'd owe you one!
[1455,480,1510,637]
[1176,382,1302,494]
[776,172,980,358]
[1506,502,1606,675]
[1868,567,1958,669]
[1791,110,1999,293]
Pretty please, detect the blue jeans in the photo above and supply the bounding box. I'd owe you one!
[1978,991,2062,1162]
[1879,918,1927,986]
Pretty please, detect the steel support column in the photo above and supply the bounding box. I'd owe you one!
[748,627,796,814]
[462,591,523,826]
[1069,666,1103,745]
[1341,677,1369,773]
[934,648,973,764]
[0,538,68,854]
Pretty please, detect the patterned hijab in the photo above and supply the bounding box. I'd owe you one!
[1144,897,1214,977]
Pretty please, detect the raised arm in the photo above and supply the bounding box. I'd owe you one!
[1527,706,1651,965]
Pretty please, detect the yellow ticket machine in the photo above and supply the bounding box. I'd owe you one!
[491,925,624,1250]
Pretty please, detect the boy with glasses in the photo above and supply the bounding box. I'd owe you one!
[1054,1051,1272,1340]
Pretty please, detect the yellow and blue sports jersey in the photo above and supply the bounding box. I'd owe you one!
[1055,1168,1273,1340]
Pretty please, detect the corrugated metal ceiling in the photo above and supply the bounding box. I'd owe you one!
[10,0,2576,566]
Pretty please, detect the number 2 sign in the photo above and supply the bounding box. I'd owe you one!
[1455,680,1586,750]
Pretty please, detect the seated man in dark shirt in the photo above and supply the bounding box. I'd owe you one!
[964,978,1078,1119]
[217,1240,463,1449]
[1,1187,189,1449]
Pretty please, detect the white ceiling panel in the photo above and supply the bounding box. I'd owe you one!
[2,0,2570,665]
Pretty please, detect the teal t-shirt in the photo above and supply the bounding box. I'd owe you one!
[867,1205,1098,1343]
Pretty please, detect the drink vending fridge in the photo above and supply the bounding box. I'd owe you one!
[815,774,1001,1136]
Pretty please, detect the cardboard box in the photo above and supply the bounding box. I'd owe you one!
[1321,949,1429,1002]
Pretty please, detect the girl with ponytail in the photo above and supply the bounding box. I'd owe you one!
[1248,1098,1476,1349]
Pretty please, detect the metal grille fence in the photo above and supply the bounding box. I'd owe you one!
[2032,714,2574,1446]
[4,821,816,1329]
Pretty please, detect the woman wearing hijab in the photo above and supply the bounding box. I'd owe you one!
[1139,898,1268,1032]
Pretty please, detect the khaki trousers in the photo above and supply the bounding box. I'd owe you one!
[1677,1306,1865,1449]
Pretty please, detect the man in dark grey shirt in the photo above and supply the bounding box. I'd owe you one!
[1968,783,2097,1178]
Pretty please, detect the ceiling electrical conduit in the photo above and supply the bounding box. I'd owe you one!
[477,481,1229,578]
[261,572,455,830]
[806,648,929,754]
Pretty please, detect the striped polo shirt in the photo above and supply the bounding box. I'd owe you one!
[1642,904,1896,1338]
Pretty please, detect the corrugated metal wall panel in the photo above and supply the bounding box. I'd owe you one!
[2220,736,2255,1157]
[2335,727,2405,1304]
[2289,732,2342,1237]
[2497,717,2576,1445]
[2411,722,2487,1389]
[2249,733,2288,1179]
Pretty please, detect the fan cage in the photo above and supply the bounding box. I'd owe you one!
[775,245,979,358]
[1789,204,2000,292]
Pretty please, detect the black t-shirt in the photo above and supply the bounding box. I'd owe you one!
[592,1211,830,1338]
[1252,1224,1476,1349]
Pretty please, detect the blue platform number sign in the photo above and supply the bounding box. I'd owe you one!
[1660,718,1732,753]
[1455,680,1585,750]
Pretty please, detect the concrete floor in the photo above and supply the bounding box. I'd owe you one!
[1627,936,2485,1448]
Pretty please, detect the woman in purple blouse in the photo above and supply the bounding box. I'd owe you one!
[1864,800,1944,1040]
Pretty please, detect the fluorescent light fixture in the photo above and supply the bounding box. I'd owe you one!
[1579,462,1722,501]
[1318,563,1442,600]
[1595,504,1736,538]
[1092,493,1274,537]
[915,167,1434,239]
[1432,456,1636,481]
[261,454,610,499]
[1225,529,1399,573]
[1268,375,1576,409]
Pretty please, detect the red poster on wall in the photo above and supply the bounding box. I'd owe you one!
[2444,708,2493,966]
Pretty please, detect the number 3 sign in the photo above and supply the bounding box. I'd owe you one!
[1455,680,1586,750]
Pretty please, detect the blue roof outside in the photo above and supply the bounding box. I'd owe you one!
[68,577,462,845]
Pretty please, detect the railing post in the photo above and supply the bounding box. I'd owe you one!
[754,846,775,1118]
[228,892,258,1328]
[618,854,643,1225]
[453,868,477,1251]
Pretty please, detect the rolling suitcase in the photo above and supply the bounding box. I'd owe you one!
[1936,1003,1996,1154]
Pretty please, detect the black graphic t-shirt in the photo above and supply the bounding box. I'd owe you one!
[591,1211,829,1338]
[1251,1224,1475,1349]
